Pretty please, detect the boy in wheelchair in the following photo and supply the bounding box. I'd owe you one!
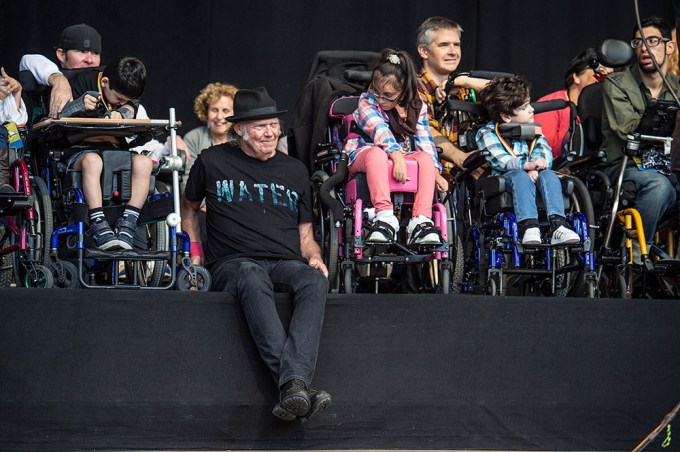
[475,76,580,246]
[58,56,152,250]
[344,49,448,246]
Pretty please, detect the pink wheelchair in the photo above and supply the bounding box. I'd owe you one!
[313,96,461,294]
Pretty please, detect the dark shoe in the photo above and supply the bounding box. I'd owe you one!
[87,220,121,250]
[0,183,14,194]
[279,379,310,417]
[272,402,297,421]
[301,388,331,422]
[115,216,137,250]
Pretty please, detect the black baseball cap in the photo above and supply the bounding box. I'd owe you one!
[56,23,102,53]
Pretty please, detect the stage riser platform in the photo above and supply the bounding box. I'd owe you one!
[0,289,678,451]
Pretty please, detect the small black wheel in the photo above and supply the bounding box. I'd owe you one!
[176,266,211,291]
[52,261,81,289]
[486,273,500,296]
[24,264,54,288]
[439,266,451,294]
[343,267,355,294]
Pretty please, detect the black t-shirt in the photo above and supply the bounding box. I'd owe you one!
[184,144,314,269]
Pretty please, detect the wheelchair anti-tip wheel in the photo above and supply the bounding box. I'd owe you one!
[176,265,211,291]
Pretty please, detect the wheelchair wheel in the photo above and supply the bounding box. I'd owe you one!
[125,222,167,287]
[30,176,53,264]
[553,249,576,298]
[311,170,339,291]
[0,239,14,287]
[23,264,54,288]
[51,260,80,289]
[342,266,355,294]
[439,264,451,294]
[176,266,211,291]
[485,272,501,296]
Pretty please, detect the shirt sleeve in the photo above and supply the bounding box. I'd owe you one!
[602,77,644,142]
[530,135,554,168]
[0,97,28,126]
[414,102,443,172]
[475,123,525,172]
[19,54,61,86]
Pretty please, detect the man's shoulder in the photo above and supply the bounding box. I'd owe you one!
[603,66,635,87]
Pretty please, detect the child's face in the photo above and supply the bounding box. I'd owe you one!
[369,76,402,111]
[504,97,534,124]
[101,77,133,107]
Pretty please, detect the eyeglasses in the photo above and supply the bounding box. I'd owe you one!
[368,85,402,103]
[630,36,670,49]
[247,121,281,132]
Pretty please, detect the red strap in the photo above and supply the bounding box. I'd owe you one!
[190,242,204,258]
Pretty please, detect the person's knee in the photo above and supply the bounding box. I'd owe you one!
[80,152,103,172]
[132,154,153,176]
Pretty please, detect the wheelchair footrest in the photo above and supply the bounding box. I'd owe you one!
[84,248,171,261]
[654,259,680,277]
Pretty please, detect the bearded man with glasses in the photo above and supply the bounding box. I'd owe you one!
[600,16,680,260]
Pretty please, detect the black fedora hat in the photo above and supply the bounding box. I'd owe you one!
[226,87,287,123]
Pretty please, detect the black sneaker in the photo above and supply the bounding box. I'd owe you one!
[302,388,331,422]
[87,220,121,250]
[115,216,137,250]
[272,402,297,421]
[279,379,310,417]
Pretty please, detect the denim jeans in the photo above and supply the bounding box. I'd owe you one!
[503,169,565,222]
[614,165,677,245]
[211,258,328,388]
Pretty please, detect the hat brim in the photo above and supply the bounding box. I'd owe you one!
[226,110,287,123]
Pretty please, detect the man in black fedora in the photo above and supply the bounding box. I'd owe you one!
[181,87,332,421]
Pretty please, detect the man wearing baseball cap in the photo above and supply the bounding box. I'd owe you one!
[181,87,332,422]
[20,23,101,118]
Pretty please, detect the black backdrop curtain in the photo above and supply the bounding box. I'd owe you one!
[2,1,673,133]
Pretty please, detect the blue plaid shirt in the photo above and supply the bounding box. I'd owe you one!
[344,92,442,173]
[475,121,553,176]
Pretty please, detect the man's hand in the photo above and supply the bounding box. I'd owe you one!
[435,172,449,192]
[47,73,73,118]
[390,151,409,182]
[308,256,328,277]
[190,255,204,266]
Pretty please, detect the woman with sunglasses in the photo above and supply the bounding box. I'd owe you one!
[344,48,448,245]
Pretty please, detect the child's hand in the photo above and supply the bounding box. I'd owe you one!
[533,157,548,170]
[83,94,99,111]
[109,110,123,119]
[390,152,409,182]
[527,170,539,183]
[435,173,449,192]
[523,160,536,171]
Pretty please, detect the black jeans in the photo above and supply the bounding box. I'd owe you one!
[211,258,328,387]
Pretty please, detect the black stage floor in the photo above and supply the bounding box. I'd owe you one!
[0,289,678,451]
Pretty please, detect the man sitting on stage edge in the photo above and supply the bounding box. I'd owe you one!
[180,87,332,421]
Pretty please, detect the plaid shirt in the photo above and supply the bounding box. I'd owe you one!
[344,91,442,172]
[475,122,553,176]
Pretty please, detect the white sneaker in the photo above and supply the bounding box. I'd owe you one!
[366,211,399,243]
[521,227,542,245]
[407,215,441,245]
[550,225,580,245]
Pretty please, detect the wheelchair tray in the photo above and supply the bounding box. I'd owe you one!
[29,118,176,145]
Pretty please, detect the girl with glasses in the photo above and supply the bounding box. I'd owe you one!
[344,48,448,245]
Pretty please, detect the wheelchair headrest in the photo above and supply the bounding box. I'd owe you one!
[343,70,372,84]
[597,39,634,68]
[19,70,46,94]
[329,96,360,118]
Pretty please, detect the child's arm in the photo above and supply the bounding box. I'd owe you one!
[414,102,444,173]
[529,135,554,170]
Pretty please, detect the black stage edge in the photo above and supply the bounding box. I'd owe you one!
[1,289,678,451]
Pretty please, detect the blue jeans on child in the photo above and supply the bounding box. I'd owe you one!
[503,169,565,222]
[211,257,328,388]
